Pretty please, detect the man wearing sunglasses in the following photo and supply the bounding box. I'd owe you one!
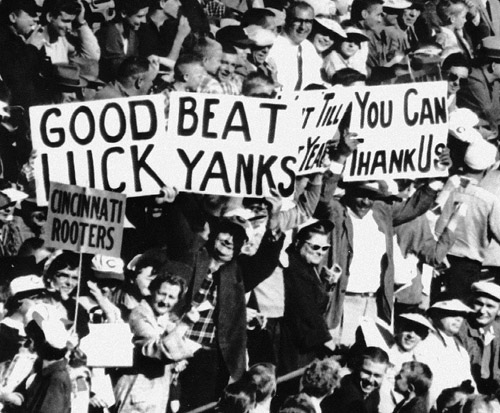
[441,52,470,112]
[457,36,500,137]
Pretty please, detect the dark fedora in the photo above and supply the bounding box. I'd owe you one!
[51,63,88,88]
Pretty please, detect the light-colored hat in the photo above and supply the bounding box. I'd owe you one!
[223,208,255,240]
[244,25,277,46]
[464,138,498,170]
[9,275,45,298]
[472,281,500,302]
[314,17,347,38]
[91,255,125,281]
[449,108,480,143]
[481,36,500,61]
[345,27,369,43]
[428,299,474,314]
[383,0,412,9]
[399,313,435,331]
[304,0,336,15]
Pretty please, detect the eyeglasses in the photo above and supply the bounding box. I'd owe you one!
[291,18,314,25]
[446,72,468,86]
[305,241,331,251]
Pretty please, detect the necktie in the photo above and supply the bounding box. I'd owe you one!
[295,44,303,91]
[481,333,492,379]
[486,0,492,21]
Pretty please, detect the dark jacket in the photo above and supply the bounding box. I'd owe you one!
[321,373,380,413]
[180,230,284,379]
[459,319,500,395]
[315,171,437,328]
[283,250,331,350]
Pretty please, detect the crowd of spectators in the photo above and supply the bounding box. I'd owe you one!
[1,0,500,411]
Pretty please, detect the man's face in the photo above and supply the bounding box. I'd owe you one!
[162,0,181,18]
[402,8,420,26]
[299,233,330,266]
[48,11,76,37]
[395,329,423,352]
[135,266,156,297]
[438,314,464,336]
[358,359,387,396]
[51,267,79,297]
[286,7,314,45]
[203,47,223,76]
[251,44,272,65]
[394,370,410,395]
[446,66,468,96]
[383,10,401,27]
[11,10,38,36]
[362,4,384,32]
[217,52,238,82]
[151,282,181,316]
[182,63,206,91]
[213,232,235,263]
[340,40,360,58]
[345,191,375,218]
[124,7,148,31]
[473,296,500,327]
[245,82,276,98]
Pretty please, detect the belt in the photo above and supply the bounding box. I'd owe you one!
[345,292,376,297]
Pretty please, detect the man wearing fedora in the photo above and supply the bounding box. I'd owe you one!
[458,36,500,136]
[459,281,500,394]
[314,135,443,346]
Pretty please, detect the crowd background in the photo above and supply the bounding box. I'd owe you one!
[1,0,500,412]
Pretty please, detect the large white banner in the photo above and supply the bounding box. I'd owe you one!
[30,95,169,205]
[165,92,301,197]
[344,81,449,181]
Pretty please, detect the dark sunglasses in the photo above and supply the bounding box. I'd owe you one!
[446,72,468,86]
[305,241,330,251]
[292,18,314,25]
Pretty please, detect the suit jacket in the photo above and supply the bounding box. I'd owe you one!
[315,172,437,328]
[283,250,331,350]
[321,374,380,413]
[181,231,284,379]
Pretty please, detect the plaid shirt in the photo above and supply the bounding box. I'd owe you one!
[186,272,218,347]
[197,74,224,94]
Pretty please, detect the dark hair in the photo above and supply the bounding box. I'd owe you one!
[18,238,45,258]
[295,221,332,246]
[242,72,275,96]
[241,8,276,27]
[441,52,470,73]
[218,380,257,413]
[131,249,168,276]
[350,0,384,22]
[301,358,341,398]
[246,363,277,403]
[148,272,187,299]
[279,394,316,413]
[354,346,390,370]
[116,56,150,83]
[116,0,150,17]
[44,0,81,17]
[329,68,366,86]
[45,251,80,282]
[399,361,433,396]
[285,1,314,27]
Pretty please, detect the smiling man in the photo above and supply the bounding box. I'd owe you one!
[266,1,322,91]
[322,347,390,413]
[459,281,500,395]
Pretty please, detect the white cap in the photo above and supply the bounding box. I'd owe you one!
[464,138,498,170]
[449,108,480,142]
[472,281,500,301]
[244,25,277,46]
[314,17,347,38]
[91,255,125,281]
[383,0,412,8]
[9,275,45,298]
[428,299,474,314]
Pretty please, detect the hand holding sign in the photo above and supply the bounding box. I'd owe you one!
[331,131,362,164]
